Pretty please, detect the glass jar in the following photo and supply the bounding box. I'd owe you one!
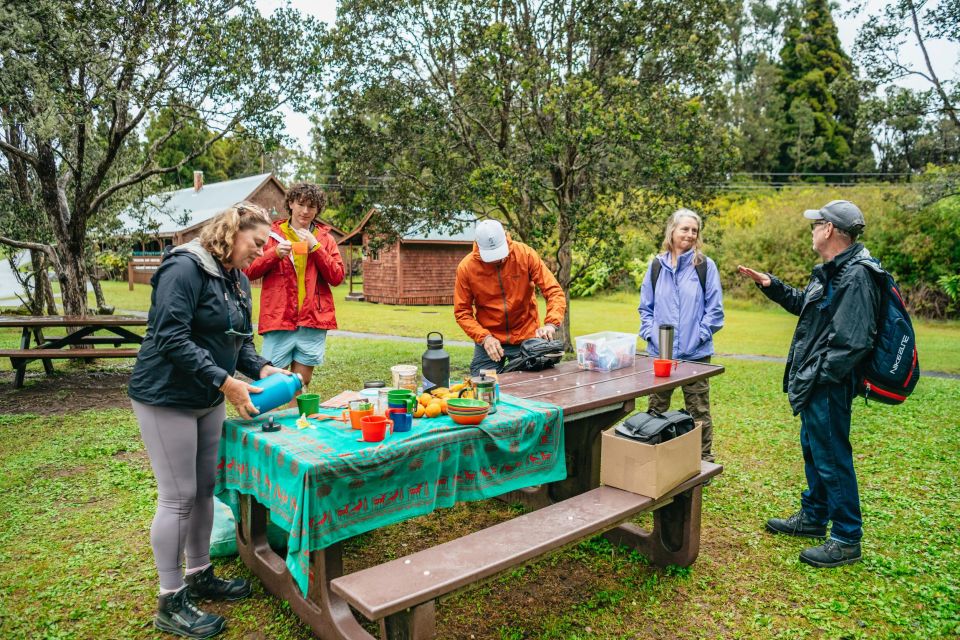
[390,364,418,391]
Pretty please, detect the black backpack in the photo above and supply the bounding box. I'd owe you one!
[499,338,564,373]
[852,259,920,405]
[649,259,708,295]
[615,409,696,444]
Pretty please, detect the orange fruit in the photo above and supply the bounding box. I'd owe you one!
[419,393,433,406]
[413,404,425,418]
[424,403,442,418]
[438,398,448,414]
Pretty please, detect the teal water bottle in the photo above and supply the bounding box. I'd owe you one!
[249,373,303,414]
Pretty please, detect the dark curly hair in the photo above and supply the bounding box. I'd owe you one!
[285,182,328,217]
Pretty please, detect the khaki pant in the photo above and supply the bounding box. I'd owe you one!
[647,357,715,462]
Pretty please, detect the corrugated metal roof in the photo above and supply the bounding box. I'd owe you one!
[401,213,477,243]
[118,173,274,235]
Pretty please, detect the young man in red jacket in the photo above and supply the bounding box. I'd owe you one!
[245,183,345,392]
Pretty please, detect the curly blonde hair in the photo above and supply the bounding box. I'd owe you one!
[661,208,706,266]
[199,201,271,264]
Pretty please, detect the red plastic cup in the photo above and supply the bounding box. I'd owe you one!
[653,358,677,377]
[359,415,391,442]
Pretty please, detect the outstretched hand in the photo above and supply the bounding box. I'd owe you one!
[737,265,771,287]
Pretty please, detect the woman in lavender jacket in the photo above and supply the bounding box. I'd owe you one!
[638,208,724,462]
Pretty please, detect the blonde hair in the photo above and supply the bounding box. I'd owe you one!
[661,208,705,266]
[199,201,271,263]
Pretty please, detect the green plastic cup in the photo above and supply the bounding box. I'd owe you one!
[296,393,320,415]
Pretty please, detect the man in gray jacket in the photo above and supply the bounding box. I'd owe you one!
[738,200,879,568]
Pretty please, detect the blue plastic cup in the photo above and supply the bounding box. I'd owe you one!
[387,408,413,433]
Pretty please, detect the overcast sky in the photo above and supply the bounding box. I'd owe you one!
[256,0,960,150]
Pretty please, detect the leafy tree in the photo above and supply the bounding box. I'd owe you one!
[145,108,277,188]
[0,0,324,315]
[858,86,930,173]
[729,58,787,175]
[325,0,737,345]
[856,0,959,130]
[777,0,865,175]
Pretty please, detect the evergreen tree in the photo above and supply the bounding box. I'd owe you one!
[777,0,864,176]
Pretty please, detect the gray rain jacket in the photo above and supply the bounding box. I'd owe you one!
[128,240,269,409]
[759,243,880,414]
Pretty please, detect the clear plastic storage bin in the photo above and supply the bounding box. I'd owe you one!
[575,331,638,372]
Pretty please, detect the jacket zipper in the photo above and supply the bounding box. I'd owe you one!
[496,264,510,343]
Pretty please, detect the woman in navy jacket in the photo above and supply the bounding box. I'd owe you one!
[129,202,290,639]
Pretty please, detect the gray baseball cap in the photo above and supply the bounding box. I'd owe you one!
[803,200,865,232]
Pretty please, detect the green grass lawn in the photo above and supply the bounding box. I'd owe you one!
[0,338,957,638]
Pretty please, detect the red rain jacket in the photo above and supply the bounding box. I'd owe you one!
[245,220,345,333]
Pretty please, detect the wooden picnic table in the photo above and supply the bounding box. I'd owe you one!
[230,354,724,639]
[0,315,146,387]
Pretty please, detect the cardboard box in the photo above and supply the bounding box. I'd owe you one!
[600,424,701,498]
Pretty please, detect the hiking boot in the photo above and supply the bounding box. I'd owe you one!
[799,538,862,568]
[765,509,827,538]
[155,587,226,639]
[185,565,251,601]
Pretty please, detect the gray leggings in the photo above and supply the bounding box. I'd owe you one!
[132,399,226,590]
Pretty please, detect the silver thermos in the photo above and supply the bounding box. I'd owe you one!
[658,324,675,360]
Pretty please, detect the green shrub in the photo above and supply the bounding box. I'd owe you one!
[707,185,958,318]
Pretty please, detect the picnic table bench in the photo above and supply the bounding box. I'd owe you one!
[227,355,725,640]
[331,463,721,638]
[0,315,146,387]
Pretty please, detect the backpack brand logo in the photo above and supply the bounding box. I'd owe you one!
[890,335,910,375]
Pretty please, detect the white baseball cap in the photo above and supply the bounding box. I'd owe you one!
[475,219,509,262]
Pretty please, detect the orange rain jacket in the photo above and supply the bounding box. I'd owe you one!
[454,238,566,345]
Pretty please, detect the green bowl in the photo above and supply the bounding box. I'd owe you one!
[446,398,490,411]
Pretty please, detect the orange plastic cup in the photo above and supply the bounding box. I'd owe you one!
[342,407,374,430]
[291,241,308,255]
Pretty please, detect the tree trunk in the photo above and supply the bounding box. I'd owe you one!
[40,253,57,315]
[556,237,574,352]
[28,250,47,314]
[89,270,110,314]
[35,144,89,317]
[57,246,88,317]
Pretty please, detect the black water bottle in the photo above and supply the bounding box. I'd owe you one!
[421,331,450,391]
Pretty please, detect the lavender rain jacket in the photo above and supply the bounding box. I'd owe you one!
[638,250,724,360]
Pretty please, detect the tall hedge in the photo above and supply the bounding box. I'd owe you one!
[707,186,959,318]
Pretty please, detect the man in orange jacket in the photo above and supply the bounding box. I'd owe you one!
[454,220,567,375]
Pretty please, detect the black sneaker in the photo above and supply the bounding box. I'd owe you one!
[765,508,827,538]
[799,538,862,568]
[155,587,226,639]
[185,565,252,601]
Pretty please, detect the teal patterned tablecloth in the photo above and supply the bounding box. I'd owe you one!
[215,393,565,597]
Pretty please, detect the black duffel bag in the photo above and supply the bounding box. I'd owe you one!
[614,409,696,445]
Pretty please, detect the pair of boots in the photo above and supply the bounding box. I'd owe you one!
[766,509,862,568]
[155,566,251,639]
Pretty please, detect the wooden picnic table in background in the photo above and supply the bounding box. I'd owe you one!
[0,315,146,387]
